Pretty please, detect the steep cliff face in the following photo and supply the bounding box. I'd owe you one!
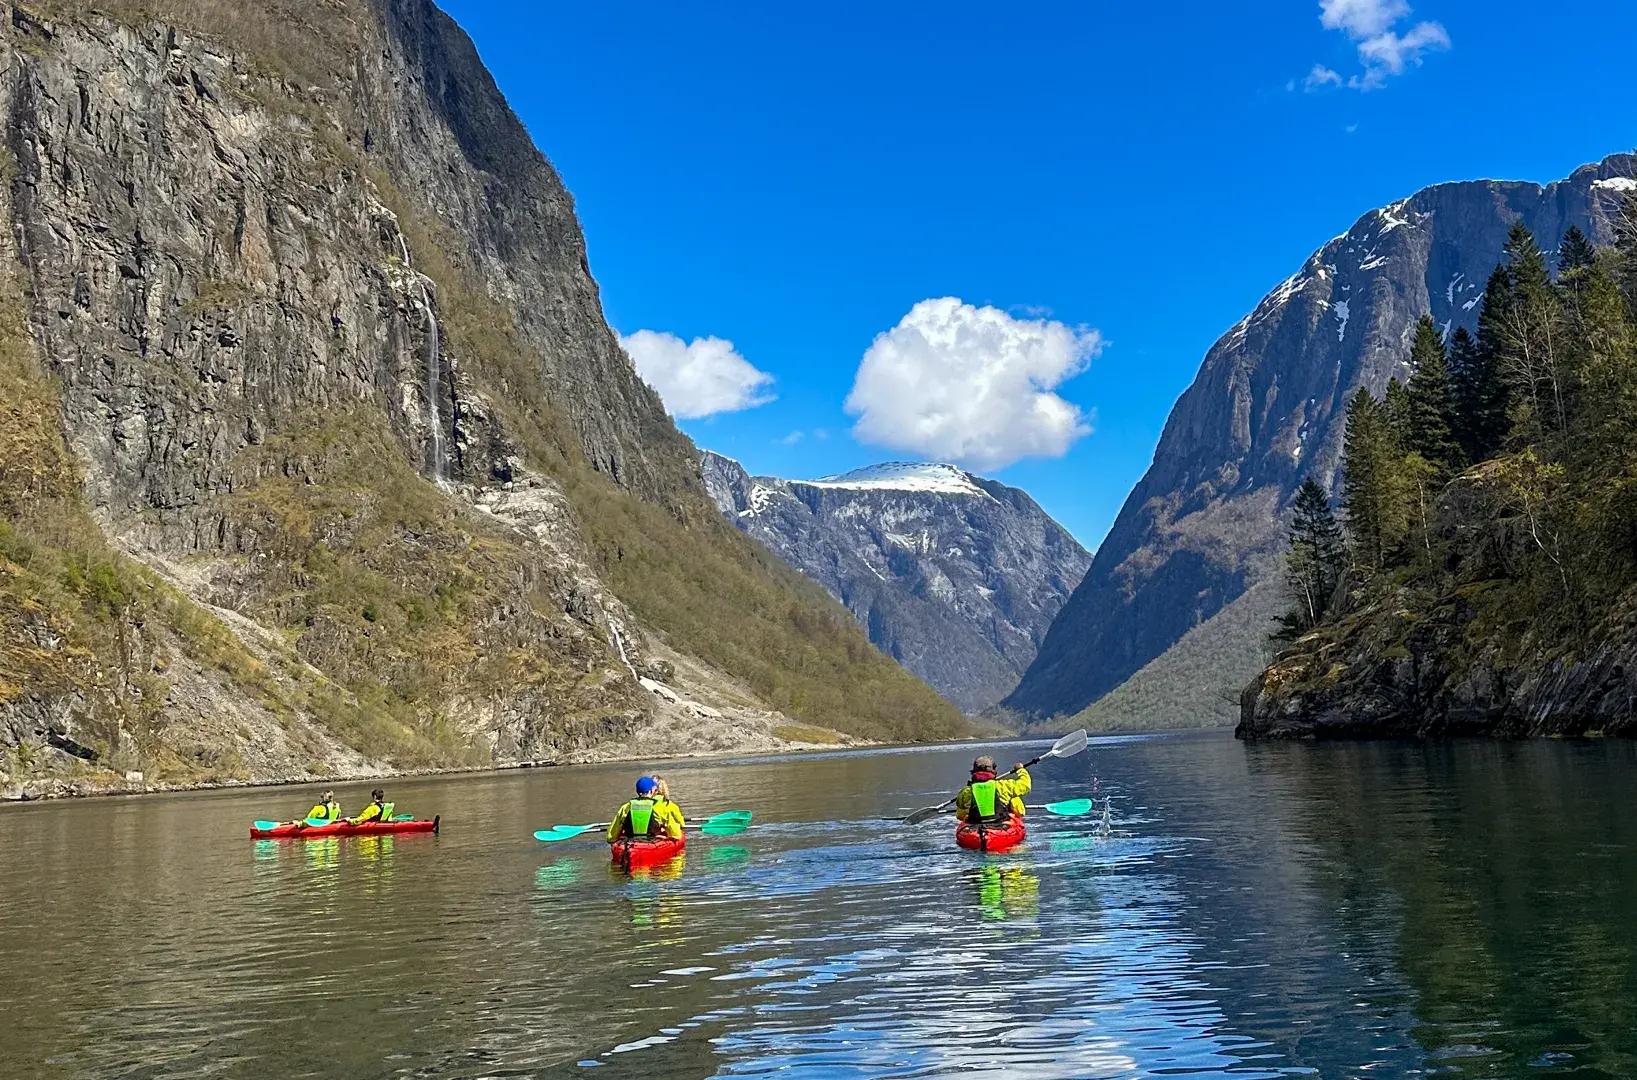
[0,0,961,797]
[1007,155,1637,721]
[701,453,1090,713]
[1238,467,1637,740]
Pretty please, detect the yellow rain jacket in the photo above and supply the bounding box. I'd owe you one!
[350,800,394,825]
[954,767,1030,823]
[306,800,341,821]
[607,796,685,842]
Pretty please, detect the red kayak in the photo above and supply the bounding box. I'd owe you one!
[610,835,685,869]
[955,814,1026,853]
[249,816,439,839]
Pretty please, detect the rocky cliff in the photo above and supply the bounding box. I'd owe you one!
[701,453,1090,713]
[1007,154,1637,722]
[0,0,961,797]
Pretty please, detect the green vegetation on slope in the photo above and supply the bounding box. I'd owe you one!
[1070,581,1281,731]
[1262,218,1637,732]
[372,177,965,743]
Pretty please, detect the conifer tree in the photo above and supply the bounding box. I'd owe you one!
[1492,224,1571,434]
[1558,225,1598,279]
[1342,388,1411,571]
[1276,478,1346,640]
[1447,326,1507,462]
[1405,314,1462,471]
[1382,377,1413,446]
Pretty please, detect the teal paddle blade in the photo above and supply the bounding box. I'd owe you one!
[253,820,282,831]
[700,810,752,825]
[698,820,750,835]
[534,824,597,842]
[1042,798,1095,816]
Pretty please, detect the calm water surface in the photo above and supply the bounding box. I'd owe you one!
[2,733,1635,1079]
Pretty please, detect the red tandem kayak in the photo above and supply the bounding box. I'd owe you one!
[250,816,439,839]
[955,814,1026,853]
[610,835,685,869]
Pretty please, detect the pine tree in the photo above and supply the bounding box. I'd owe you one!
[1382,377,1413,446]
[1448,326,1507,462]
[1342,388,1411,571]
[1558,225,1598,279]
[1493,223,1571,434]
[1405,314,1462,471]
[1276,478,1346,640]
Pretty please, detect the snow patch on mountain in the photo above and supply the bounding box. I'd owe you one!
[806,462,992,499]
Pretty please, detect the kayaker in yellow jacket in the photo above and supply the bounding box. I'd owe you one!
[349,789,395,825]
[608,776,685,842]
[954,756,1030,823]
[305,791,341,822]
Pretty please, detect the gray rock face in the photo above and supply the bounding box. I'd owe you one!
[1,0,959,797]
[1007,155,1637,720]
[701,452,1090,713]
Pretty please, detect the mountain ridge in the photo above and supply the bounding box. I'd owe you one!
[1009,152,1637,724]
[0,0,964,799]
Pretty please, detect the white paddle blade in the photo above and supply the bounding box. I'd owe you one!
[1047,728,1089,760]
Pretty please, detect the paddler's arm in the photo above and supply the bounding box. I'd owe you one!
[1002,766,1031,813]
[952,785,973,819]
[658,801,685,839]
[606,804,629,844]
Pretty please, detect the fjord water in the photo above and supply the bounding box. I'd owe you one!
[2,735,1635,1079]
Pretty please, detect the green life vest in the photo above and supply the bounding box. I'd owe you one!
[380,802,395,820]
[970,780,1001,823]
[627,798,657,837]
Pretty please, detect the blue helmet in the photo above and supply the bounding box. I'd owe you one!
[635,776,659,795]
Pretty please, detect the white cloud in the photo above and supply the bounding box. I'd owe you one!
[1353,20,1450,86]
[1304,64,1344,91]
[777,430,805,445]
[1313,0,1449,90]
[844,297,1103,472]
[620,330,775,419]
[1319,0,1409,37]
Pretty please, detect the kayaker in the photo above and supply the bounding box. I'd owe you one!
[954,755,1030,824]
[607,776,685,842]
[349,789,395,825]
[305,791,341,822]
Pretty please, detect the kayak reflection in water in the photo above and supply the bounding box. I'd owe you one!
[955,755,1031,824]
[305,790,342,822]
[973,864,1040,922]
[348,788,395,825]
[607,775,685,842]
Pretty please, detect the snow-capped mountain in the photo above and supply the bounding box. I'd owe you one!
[1007,152,1637,724]
[700,453,1091,713]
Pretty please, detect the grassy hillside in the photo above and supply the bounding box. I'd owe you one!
[1070,581,1280,731]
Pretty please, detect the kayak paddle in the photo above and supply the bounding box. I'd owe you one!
[903,729,1090,825]
[1030,798,1095,816]
[533,809,752,842]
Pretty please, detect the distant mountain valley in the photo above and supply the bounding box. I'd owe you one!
[700,453,1090,713]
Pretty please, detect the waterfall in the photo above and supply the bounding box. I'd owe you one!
[424,297,445,485]
[609,622,641,681]
[397,229,445,485]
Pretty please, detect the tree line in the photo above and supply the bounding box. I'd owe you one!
[1278,203,1637,645]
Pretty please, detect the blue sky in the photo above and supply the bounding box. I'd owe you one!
[438,0,1637,546]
